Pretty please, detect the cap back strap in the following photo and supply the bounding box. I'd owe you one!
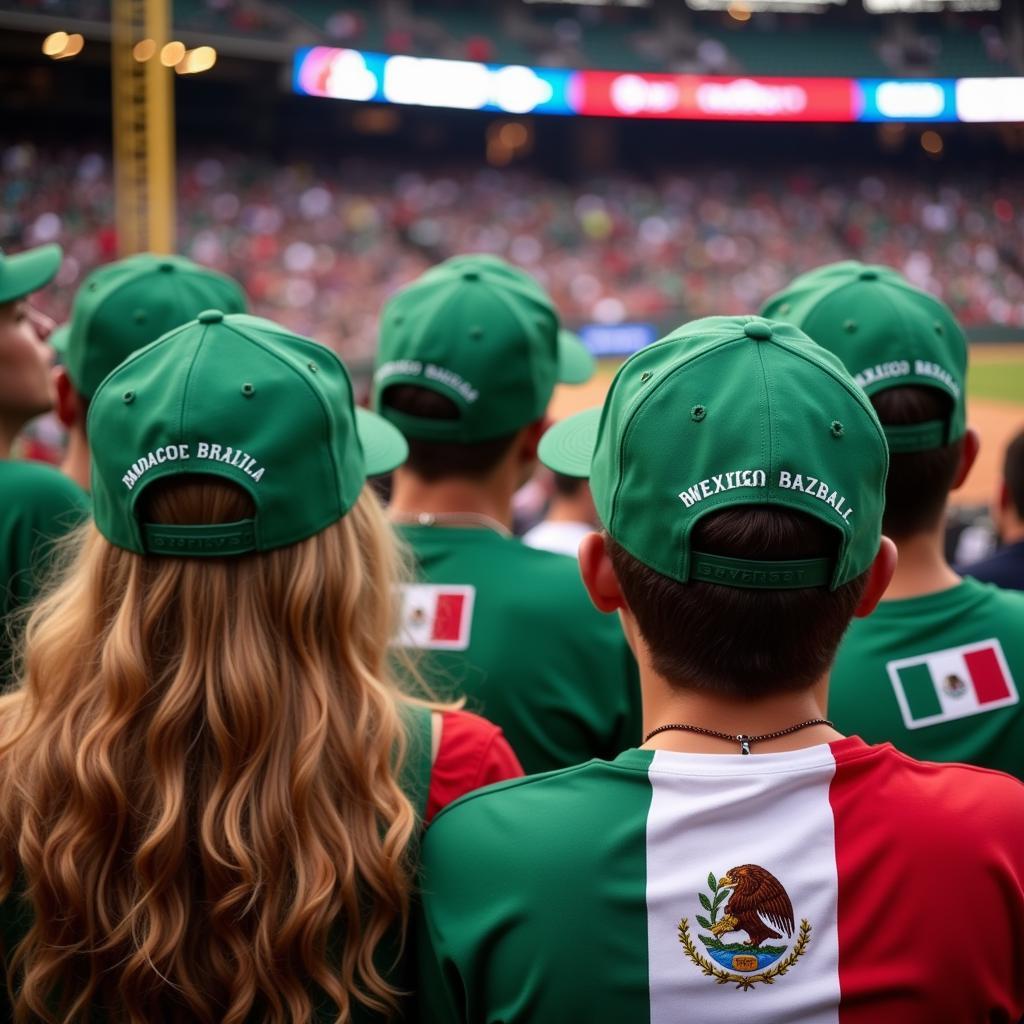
[690,552,832,590]
[883,420,946,454]
[141,519,257,557]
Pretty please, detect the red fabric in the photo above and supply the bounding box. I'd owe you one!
[829,739,1024,1022]
[964,646,1011,703]
[425,710,523,824]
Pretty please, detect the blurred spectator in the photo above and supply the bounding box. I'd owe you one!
[523,472,598,558]
[960,427,1024,590]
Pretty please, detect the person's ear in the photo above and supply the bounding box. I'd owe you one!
[518,417,549,465]
[853,536,898,618]
[578,531,627,613]
[52,366,80,430]
[951,428,980,491]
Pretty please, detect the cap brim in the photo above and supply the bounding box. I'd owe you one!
[355,406,408,476]
[538,406,602,478]
[0,244,62,305]
[50,323,70,358]
[557,329,596,385]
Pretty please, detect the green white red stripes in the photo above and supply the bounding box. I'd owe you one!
[887,638,1018,729]
[645,745,842,1022]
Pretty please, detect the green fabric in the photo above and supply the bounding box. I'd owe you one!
[0,245,61,305]
[540,316,889,590]
[829,577,1024,778]
[417,751,654,1023]
[53,253,248,399]
[373,254,593,443]
[399,525,641,773]
[760,261,967,450]
[0,460,88,686]
[87,311,407,556]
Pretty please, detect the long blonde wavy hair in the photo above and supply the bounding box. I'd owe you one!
[0,477,419,1024]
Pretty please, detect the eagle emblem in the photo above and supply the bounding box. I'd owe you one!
[678,864,811,990]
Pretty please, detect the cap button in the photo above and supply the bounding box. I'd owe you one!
[158,261,175,273]
[744,321,772,341]
[461,269,480,282]
[858,269,879,281]
[197,309,224,324]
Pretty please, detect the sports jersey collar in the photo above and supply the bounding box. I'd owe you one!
[872,577,996,618]
[614,736,872,776]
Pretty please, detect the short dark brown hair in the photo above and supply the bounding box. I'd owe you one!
[380,385,518,482]
[870,386,962,539]
[608,506,868,697]
[553,472,586,498]
[1004,428,1024,520]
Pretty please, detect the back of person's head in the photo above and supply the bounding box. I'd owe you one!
[1004,428,1024,522]
[53,253,248,402]
[761,262,970,541]
[381,383,520,481]
[540,316,891,697]
[0,312,412,1023]
[373,254,594,483]
[607,506,867,696]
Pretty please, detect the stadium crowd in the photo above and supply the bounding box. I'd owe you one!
[2,146,1024,1018]
[4,143,1024,371]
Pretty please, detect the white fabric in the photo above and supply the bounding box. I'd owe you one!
[521,519,592,558]
[645,745,842,1024]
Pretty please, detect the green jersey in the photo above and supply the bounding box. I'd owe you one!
[417,741,1024,1024]
[0,460,88,685]
[829,577,1024,778]
[397,524,641,773]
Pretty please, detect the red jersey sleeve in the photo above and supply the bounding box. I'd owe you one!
[425,710,523,824]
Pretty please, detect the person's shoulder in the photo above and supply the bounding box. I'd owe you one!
[0,460,87,517]
[961,574,1024,619]
[427,756,602,835]
[862,742,1024,832]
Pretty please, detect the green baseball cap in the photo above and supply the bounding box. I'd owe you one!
[52,253,248,399]
[760,262,967,453]
[373,254,595,443]
[88,310,408,557]
[540,316,889,590]
[0,244,62,304]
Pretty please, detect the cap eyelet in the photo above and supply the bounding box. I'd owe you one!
[241,382,255,397]
[934,321,944,335]
[830,420,844,438]
[843,320,857,333]
[122,390,135,404]
[640,371,653,383]
[133,309,147,324]
[307,362,318,373]
[691,405,707,422]
[469,325,484,340]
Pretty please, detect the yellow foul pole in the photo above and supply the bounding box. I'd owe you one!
[111,0,175,255]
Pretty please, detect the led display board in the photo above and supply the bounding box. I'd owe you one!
[293,47,1024,124]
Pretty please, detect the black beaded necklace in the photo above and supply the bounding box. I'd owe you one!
[644,718,834,755]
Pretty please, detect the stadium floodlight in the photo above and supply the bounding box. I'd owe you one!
[42,30,85,59]
[175,46,217,75]
[133,38,157,62]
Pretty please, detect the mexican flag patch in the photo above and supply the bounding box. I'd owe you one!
[887,638,1018,730]
[395,583,475,651]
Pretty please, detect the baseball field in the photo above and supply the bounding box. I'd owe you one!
[551,343,1024,508]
